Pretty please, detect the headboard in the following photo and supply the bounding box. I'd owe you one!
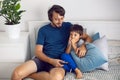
[28,20,120,58]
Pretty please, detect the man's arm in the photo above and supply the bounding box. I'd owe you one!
[76,33,92,57]
[35,45,52,63]
[82,33,92,43]
[35,45,64,67]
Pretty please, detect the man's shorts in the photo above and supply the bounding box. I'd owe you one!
[32,57,54,72]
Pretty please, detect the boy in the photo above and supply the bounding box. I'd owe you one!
[61,24,86,79]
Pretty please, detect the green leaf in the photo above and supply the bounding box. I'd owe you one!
[0,0,26,25]
[17,10,25,15]
[15,3,20,10]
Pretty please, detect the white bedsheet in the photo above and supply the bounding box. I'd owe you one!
[64,58,120,80]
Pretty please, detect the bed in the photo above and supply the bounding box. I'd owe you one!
[27,21,120,80]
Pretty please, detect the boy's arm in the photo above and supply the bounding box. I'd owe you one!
[71,43,77,54]
[65,37,73,54]
[66,43,77,54]
[66,38,78,54]
[65,43,72,54]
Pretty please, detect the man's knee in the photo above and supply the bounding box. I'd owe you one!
[51,74,64,80]
[11,69,23,80]
[50,68,65,80]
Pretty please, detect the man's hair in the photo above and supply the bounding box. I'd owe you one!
[48,5,65,21]
[70,24,84,36]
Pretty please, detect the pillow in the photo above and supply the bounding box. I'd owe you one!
[35,26,41,41]
[92,32,100,41]
[71,43,107,72]
[92,35,109,71]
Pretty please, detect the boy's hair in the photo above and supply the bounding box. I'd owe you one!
[48,5,65,21]
[70,24,84,36]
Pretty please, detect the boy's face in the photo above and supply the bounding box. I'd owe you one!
[70,31,81,42]
[51,11,64,28]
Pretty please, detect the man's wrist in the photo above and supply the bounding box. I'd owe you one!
[47,58,54,64]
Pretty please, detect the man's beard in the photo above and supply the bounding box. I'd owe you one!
[52,22,62,28]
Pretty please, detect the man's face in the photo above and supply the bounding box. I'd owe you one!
[51,11,64,28]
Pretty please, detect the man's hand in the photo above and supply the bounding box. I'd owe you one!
[50,59,66,67]
[76,44,87,57]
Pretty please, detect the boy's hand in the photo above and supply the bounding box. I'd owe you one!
[68,37,72,45]
[71,38,78,45]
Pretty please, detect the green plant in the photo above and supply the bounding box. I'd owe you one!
[0,0,25,25]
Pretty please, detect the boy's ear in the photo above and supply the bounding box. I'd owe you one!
[80,33,83,36]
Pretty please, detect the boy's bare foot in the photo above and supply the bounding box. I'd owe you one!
[75,68,82,79]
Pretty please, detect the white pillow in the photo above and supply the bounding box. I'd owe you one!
[92,35,109,71]
[34,26,41,41]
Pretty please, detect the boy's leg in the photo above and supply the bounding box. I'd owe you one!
[61,53,83,79]
[61,53,77,71]
[62,63,71,72]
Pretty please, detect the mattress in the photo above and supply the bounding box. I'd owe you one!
[24,60,120,80]
[64,58,120,80]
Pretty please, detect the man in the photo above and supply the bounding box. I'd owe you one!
[11,5,92,80]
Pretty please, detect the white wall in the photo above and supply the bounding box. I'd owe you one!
[0,0,120,31]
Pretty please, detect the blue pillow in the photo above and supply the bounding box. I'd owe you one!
[71,43,107,72]
[92,32,100,41]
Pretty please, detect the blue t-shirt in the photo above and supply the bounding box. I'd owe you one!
[36,22,72,59]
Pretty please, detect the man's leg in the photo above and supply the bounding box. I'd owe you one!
[27,72,50,80]
[28,67,65,80]
[50,68,65,80]
[11,60,37,80]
